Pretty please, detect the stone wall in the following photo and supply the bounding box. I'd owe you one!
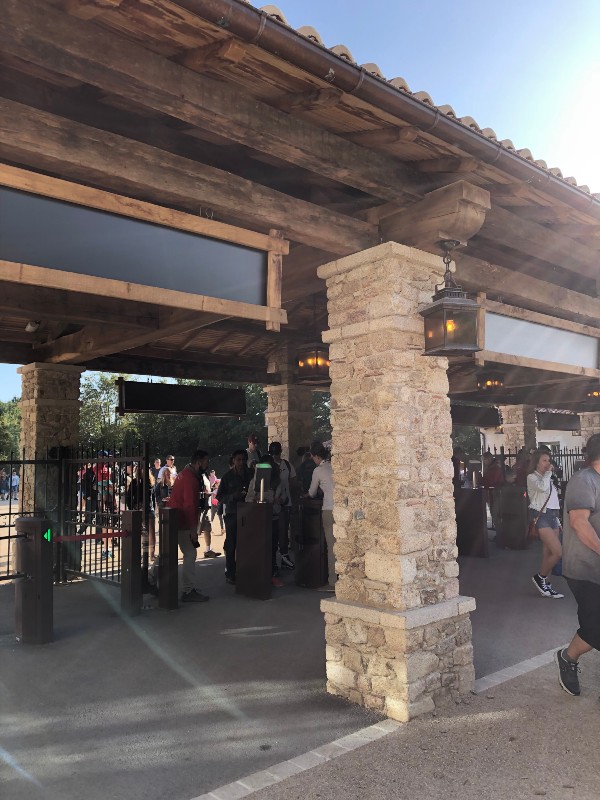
[265,344,313,457]
[317,242,476,721]
[18,363,82,514]
[265,384,313,458]
[579,412,600,447]
[499,405,536,453]
[322,597,475,721]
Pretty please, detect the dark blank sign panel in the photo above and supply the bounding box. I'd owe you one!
[117,381,247,417]
[0,187,268,305]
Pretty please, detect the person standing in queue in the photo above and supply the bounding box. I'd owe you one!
[165,449,210,604]
[217,449,252,586]
[308,441,335,592]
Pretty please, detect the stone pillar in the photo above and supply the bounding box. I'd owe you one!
[265,344,313,458]
[17,363,83,513]
[579,412,600,447]
[499,405,537,453]
[317,242,475,722]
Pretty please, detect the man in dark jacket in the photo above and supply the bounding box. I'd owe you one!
[216,449,252,585]
[166,449,210,603]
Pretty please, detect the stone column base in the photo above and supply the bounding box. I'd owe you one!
[322,595,476,722]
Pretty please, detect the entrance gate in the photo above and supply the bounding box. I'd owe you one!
[1,444,149,587]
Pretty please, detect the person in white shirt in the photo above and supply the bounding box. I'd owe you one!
[308,441,335,591]
[527,448,563,599]
[157,455,177,482]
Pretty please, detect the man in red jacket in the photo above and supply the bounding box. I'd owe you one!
[166,449,210,603]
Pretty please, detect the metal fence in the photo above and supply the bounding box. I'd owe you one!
[0,450,61,582]
[1,443,151,586]
[490,444,585,484]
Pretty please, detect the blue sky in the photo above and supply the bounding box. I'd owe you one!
[1,0,599,401]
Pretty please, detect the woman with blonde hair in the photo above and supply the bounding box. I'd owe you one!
[527,448,564,598]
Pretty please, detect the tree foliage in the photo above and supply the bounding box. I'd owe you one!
[0,397,21,459]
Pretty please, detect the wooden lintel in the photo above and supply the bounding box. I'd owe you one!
[380,180,491,248]
[414,157,478,174]
[0,260,288,327]
[276,88,344,114]
[176,38,248,72]
[346,126,419,146]
[0,164,289,255]
[478,350,600,380]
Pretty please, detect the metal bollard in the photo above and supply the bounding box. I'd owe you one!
[15,517,53,644]
[158,507,179,610]
[121,510,142,616]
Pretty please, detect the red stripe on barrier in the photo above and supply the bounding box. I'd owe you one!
[54,532,130,542]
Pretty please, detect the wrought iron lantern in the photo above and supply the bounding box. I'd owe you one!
[476,370,505,392]
[420,240,481,357]
[297,343,331,385]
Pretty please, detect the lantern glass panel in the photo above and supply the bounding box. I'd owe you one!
[447,309,478,348]
[424,309,446,353]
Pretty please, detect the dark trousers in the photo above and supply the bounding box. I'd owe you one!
[272,518,279,575]
[278,506,291,555]
[224,513,237,579]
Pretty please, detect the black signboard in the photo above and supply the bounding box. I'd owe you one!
[451,404,501,428]
[537,411,580,432]
[0,187,267,305]
[117,380,246,417]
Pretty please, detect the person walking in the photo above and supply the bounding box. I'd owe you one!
[308,441,335,592]
[555,433,600,696]
[527,448,564,599]
[165,449,210,604]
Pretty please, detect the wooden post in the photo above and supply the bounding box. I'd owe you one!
[266,229,284,331]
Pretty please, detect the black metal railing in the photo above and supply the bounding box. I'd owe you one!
[58,443,149,586]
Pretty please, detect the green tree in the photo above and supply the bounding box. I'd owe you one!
[0,398,21,459]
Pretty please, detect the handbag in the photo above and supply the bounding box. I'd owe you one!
[527,486,553,540]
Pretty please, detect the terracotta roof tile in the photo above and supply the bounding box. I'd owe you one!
[296,26,324,45]
[253,1,595,195]
[330,44,356,63]
[259,4,289,25]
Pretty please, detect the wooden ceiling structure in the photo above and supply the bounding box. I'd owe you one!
[1,0,600,408]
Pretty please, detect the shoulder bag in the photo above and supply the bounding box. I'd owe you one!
[527,486,553,540]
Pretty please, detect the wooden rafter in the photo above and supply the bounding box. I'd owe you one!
[1,0,421,204]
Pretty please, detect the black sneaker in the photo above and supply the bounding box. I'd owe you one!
[532,574,552,597]
[544,582,564,599]
[555,648,580,696]
[280,554,295,569]
[181,589,209,603]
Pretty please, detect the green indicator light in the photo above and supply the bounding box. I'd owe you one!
[43,528,52,542]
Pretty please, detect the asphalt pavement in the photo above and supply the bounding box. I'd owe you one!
[1,535,596,800]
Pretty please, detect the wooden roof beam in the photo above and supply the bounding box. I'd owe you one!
[380,181,491,249]
[1,0,421,204]
[0,99,377,255]
[0,282,159,329]
[275,88,344,114]
[346,126,420,147]
[477,205,600,280]
[36,310,225,364]
[413,157,478,173]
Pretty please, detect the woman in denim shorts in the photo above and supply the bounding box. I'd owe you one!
[527,449,564,598]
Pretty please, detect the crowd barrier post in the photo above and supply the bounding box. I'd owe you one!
[14,517,53,644]
[159,507,179,610]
